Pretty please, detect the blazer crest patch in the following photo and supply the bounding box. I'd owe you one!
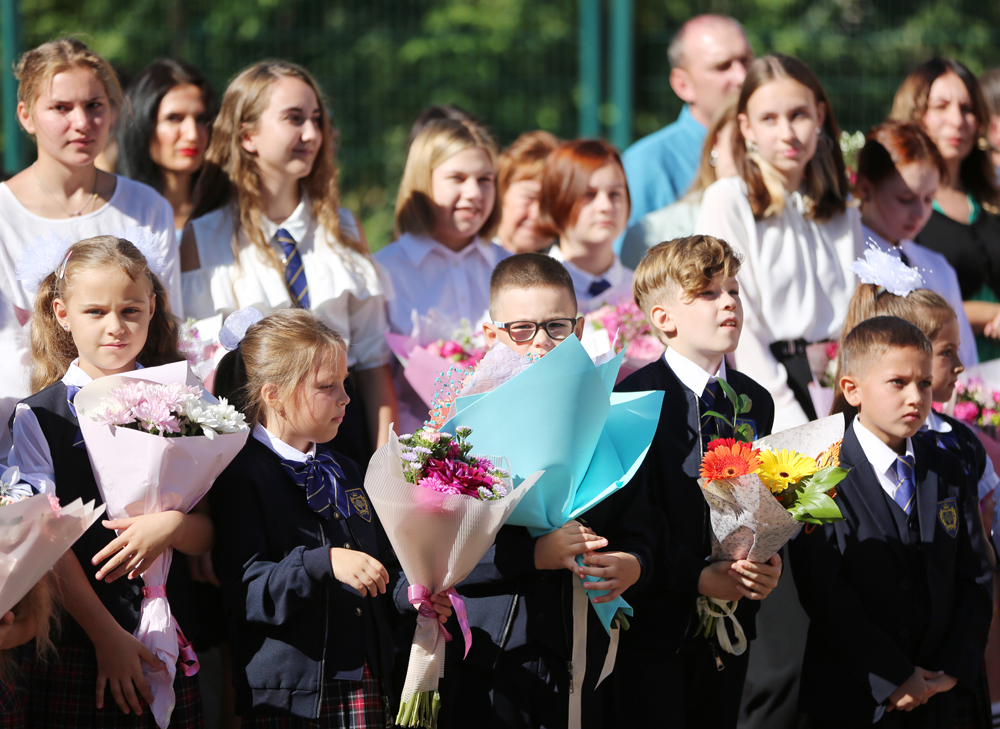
[346,489,372,522]
[936,497,958,538]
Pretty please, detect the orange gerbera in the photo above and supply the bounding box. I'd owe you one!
[700,441,763,481]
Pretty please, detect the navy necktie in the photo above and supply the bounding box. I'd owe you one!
[65,384,86,449]
[700,380,722,452]
[588,278,612,298]
[276,228,310,310]
[281,451,351,520]
[893,454,916,515]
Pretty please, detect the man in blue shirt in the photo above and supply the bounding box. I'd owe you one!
[619,15,753,252]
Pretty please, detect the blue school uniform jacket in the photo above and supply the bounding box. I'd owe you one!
[210,438,395,720]
[790,426,992,726]
[614,357,775,651]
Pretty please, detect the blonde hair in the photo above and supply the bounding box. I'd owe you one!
[30,236,183,393]
[685,94,739,201]
[632,235,742,333]
[14,38,123,137]
[733,55,849,221]
[394,118,500,240]
[189,60,362,273]
[214,309,347,428]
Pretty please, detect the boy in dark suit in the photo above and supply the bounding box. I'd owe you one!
[790,316,992,728]
[614,234,782,728]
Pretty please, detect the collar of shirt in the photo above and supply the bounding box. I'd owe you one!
[61,358,144,388]
[921,409,953,435]
[861,225,915,258]
[259,197,310,244]
[677,104,706,133]
[852,417,915,498]
[395,231,499,269]
[252,422,317,463]
[664,347,727,397]
[549,246,631,289]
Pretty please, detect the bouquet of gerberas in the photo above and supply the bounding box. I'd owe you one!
[365,426,541,728]
[74,361,250,729]
[695,383,847,655]
[953,377,1000,439]
[581,295,665,383]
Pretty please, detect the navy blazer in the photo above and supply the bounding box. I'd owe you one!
[614,357,775,652]
[790,426,992,726]
[211,438,395,720]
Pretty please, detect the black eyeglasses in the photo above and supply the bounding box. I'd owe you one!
[491,318,581,343]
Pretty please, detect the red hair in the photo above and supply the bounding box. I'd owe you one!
[536,139,630,238]
[856,120,946,187]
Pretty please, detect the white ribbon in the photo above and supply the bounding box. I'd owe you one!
[567,579,622,728]
[695,596,747,656]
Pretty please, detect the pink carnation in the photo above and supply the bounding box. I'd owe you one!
[424,341,443,358]
[440,340,465,358]
[954,400,981,423]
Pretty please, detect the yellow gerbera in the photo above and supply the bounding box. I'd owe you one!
[758,448,818,494]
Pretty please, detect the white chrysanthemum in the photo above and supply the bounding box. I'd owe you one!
[852,241,925,297]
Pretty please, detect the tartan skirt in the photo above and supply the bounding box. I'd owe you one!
[19,639,204,729]
[241,661,392,729]
[952,662,992,729]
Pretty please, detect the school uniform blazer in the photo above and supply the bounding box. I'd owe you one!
[790,427,992,726]
[614,357,774,652]
[210,438,395,720]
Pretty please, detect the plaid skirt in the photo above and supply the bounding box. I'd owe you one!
[952,662,992,729]
[241,661,391,729]
[20,639,204,729]
[0,653,26,729]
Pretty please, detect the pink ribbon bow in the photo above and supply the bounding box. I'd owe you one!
[142,585,201,677]
[407,584,472,659]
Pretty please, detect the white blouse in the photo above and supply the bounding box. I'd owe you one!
[375,232,510,335]
[695,176,863,431]
[863,226,978,367]
[182,201,389,371]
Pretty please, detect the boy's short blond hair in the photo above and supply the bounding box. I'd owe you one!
[632,235,742,321]
[489,253,576,319]
[841,316,931,380]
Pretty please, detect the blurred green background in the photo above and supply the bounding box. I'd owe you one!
[2,0,1000,250]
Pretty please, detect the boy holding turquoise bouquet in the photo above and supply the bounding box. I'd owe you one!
[394,252,652,728]
[614,235,781,728]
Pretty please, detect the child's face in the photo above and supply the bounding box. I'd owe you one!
[653,274,742,372]
[53,268,154,380]
[739,77,825,188]
[19,66,112,167]
[858,161,939,244]
[431,147,496,251]
[930,315,964,402]
[842,347,933,452]
[270,352,350,453]
[241,76,322,185]
[484,286,583,357]
[563,163,629,249]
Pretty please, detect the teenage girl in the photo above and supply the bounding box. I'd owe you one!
[181,60,395,466]
[8,236,207,727]
[695,53,863,431]
[0,39,180,464]
[855,120,978,368]
[375,116,507,432]
[209,308,450,727]
[536,138,633,312]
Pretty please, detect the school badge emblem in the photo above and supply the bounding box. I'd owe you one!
[734,417,758,441]
[346,489,372,522]
[936,498,958,538]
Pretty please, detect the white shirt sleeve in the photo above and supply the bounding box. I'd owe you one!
[348,291,391,371]
[8,403,56,495]
[979,454,999,503]
[152,197,183,319]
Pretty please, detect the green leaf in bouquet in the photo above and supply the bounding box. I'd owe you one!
[738,394,752,413]
[612,607,630,631]
[703,409,729,421]
[735,423,754,442]
[787,491,844,524]
[717,378,739,410]
[798,466,849,493]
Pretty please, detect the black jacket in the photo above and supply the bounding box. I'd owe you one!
[210,437,395,719]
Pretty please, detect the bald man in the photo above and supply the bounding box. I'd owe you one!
[619,15,752,251]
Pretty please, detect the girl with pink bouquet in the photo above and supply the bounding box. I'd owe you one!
[9,235,209,727]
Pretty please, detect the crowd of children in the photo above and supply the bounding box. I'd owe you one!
[0,23,999,729]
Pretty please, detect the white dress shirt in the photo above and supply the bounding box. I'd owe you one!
[695,177,864,431]
[863,226,978,367]
[664,346,727,398]
[183,201,389,370]
[852,417,916,502]
[375,232,510,335]
[252,423,316,462]
[549,245,634,314]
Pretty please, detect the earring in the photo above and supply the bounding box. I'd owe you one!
[710,149,719,168]
[746,140,760,156]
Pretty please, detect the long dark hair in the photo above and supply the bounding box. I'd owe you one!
[117,58,218,193]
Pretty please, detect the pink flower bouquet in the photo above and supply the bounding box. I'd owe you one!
[74,361,250,729]
[365,426,541,728]
[953,378,1000,439]
[581,296,664,383]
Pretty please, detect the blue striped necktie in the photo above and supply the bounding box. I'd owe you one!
[276,228,310,309]
[700,380,721,452]
[281,452,352,520]
[893,454,916,515]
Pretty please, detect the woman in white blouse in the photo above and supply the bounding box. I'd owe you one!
[695,55,862,431]
[181,60,396,463]
[0,39,179,463]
